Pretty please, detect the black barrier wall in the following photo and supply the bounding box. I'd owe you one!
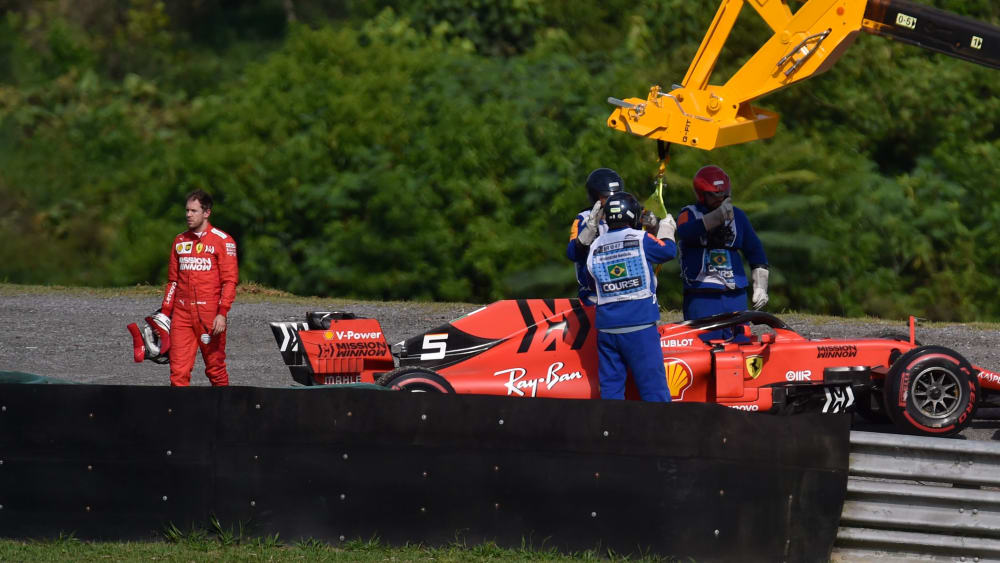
[0,382,851,561]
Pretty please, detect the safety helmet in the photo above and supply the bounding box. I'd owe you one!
[585,168,624,204]
[693,165,731,207]
[127,314,171,365]
[604,192,643,230]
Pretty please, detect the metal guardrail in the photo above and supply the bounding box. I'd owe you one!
[833,431,1000,562]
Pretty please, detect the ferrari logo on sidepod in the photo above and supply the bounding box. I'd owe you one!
[746,356,763,380]
[664,358,693,400]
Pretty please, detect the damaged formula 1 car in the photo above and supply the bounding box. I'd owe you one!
[270,299,1000,437]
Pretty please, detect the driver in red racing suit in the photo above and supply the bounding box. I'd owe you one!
[161,189,238,386]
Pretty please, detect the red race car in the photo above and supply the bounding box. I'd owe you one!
[270,298,999,437]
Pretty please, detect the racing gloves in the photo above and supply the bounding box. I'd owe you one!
[702,197,734,231]
[656,213,676,242]
[640,209,675,241]
[577,200,603,246]
[751,267,769,310]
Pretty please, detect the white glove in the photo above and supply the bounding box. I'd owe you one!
[640,209,659,230]
[577,200,603,246]
[720,198,734,222]
[751,267,769,310]
[656,213,676,242]
[702,197,734,230]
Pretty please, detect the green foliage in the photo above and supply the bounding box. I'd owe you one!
[0,534,677,561]
[1,0,999,320]
[401,0,547,56]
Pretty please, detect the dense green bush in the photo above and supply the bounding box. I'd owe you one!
[1,0,998,320]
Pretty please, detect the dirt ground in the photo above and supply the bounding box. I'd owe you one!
[2,287,999,439]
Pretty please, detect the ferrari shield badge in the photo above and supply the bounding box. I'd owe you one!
[746,356,763,379]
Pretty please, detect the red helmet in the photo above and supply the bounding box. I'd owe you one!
[693,165,731,207]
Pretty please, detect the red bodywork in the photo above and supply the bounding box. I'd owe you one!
[271,299,999,417]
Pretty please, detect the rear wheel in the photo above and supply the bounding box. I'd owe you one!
[882,346,978,436]
[376,367,455,393]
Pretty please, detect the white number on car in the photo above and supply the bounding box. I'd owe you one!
[420,333,448,360]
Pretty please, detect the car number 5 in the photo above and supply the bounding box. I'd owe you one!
[420,334,448,360]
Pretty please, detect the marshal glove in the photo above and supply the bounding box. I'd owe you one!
[640,209,659,230]
[702,197,734,231]
[656,213,676,242]
[751,267,769,310]
[577,200,603,246]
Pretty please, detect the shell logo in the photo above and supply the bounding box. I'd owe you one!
[664,358,693,400]
[324,331,334,340]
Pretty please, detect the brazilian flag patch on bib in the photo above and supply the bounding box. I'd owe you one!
[607,263,628,279]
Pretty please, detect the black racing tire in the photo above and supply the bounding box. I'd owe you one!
[376,366,455,393]
[882,346,979,436]
[854,389,891,424]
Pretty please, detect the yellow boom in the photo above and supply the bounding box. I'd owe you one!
[607,0,1000,150]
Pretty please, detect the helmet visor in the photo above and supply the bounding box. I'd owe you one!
[701,189,729,207]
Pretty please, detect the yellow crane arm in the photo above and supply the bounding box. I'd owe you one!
[607,0,1000,151]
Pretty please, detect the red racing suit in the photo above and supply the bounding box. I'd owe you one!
[161,222,238,386]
